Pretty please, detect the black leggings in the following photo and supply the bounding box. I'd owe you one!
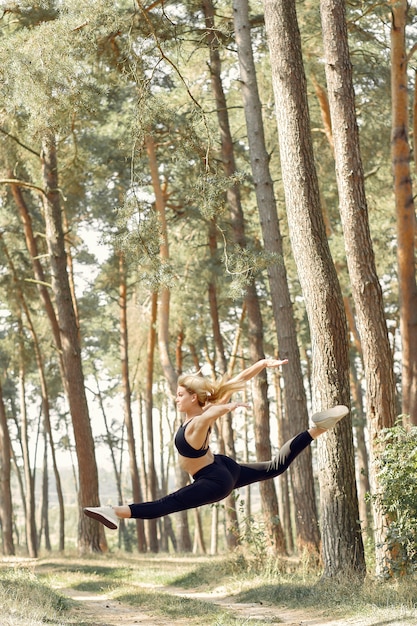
[128,431,313,520]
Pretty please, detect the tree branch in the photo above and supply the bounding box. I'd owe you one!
[0,178,46,196]
[0,127,40,157]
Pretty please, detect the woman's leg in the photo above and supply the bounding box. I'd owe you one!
[84,456,241,527]
[234,431,313,489]
[233,405,350,489]
[127,455,241,519]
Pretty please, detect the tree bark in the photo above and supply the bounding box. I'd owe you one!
[263,0,365,577]
[320,0,396,573]
[119,253,147,552]
[39,432,52,551]
[145,133,193,551]
[144,285,159,551]
[1,231,66,551]
[203,0,285,553]
[390,0,417,424]
[40,130,102,552]
[0,379,14,555]
[233,0,320,555]
[17,314,37,557]
[207,220,240,549]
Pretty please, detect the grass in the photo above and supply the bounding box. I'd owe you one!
[0,566,70,626]
[0,551,417,625]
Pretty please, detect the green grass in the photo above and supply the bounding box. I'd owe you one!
[0,551,417,625]
[116,588,231,622]
[0,567,70,626]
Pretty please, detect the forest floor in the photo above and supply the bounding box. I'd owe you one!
[59,579,414,626]
[3,554,417,626]
[59,583,366,626]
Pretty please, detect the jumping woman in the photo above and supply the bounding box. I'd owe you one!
[84,358,348,529]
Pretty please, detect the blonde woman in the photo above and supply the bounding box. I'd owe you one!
[84,358,348,529]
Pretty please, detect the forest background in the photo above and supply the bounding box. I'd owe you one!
[1,0,417,586]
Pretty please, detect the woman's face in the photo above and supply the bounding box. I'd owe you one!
[176,386,196,413]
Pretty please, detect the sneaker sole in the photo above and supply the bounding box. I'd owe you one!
[83,508,118,530]
[312,405,349,429]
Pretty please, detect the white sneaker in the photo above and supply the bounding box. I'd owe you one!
[312,405,349,430]
[83,506,119,530]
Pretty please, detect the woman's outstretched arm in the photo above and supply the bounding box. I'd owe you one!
[229,358,288,386]
[213,358,288,404]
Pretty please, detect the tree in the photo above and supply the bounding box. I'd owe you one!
[0,378,14,555]
[390,0,417,424]
[17,314,37,557]
[41,132,102,552]
[1,230,66,551]
[233,0,320,555]
[263,0,366,578]
[319,0,397,573]
[118,253,147,552]
[202,0,285,553]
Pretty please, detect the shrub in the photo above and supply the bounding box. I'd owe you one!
[374,423,417,576]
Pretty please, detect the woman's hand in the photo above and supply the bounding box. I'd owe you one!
[227,401,250,412]
[263,358,288,368]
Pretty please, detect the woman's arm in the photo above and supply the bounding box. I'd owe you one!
[215,358,288,404]
[198,401,249,427]
[230,359,288,382]
[229,358,288,385]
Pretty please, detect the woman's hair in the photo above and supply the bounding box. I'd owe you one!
[177,372,246,407]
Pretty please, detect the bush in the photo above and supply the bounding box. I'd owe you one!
[374,423,417,576]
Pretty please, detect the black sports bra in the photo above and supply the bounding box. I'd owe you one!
[174,421,211,458]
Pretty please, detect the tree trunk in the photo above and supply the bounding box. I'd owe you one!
[203,0,285,553]
[0,379,14,555]
[92,366,128,548]
[144,287,159,551]
[145,133,192,550]
[320,0,396,574]
[17,315,37,557]
[390,0,417,424]
[207,220,240,549]
[263,0,365,577]
[145,134,178,396]
[233,0,320,555]
[40,130,102,552]
[1,231,66,551]
[39,431,52,551]
[275,372,295,554]
[119,253,147,552]
[350,361,372,535]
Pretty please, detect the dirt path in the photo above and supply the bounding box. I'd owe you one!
[61,584,375,626]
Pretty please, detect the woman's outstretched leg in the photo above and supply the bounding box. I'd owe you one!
[235,430,313,488]
[234,405,349,489]
[84,455,241,529]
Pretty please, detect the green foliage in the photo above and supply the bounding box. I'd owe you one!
[373,423,417,576]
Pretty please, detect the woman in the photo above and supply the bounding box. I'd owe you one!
[84,358,348,529]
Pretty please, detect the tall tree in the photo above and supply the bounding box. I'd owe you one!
[17,314,37,557]
[41,132,102,552]
[202,0,285,553]
[144,289,159,551]
[0,378,14,555]
[1,231,66,551]
[233,0,320,554]
[319,0,397,574]
[119,253,147,552]
[145,131,192,552]
[263,0,366,577]
[390,0,417,424]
